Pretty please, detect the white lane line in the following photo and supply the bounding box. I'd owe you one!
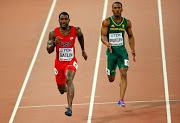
[157,0,171,123]
[87,0,108,122]
[18,99,180,109]
[9,0,57,123]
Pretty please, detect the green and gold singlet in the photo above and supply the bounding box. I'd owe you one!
[106,16,129,76]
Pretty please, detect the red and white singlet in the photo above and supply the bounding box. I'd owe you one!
[54,26,76,61]
[54,26,78,85]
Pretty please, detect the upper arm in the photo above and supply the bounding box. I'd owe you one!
[47,30,56,45]
[126,20,133,38]
[49,30,56,40]
[75,27,83,38]
[101,19,110,37]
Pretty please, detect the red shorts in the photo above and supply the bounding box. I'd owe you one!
[54,58,78,85]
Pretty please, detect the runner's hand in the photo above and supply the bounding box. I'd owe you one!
[132,52,136,62]
[106,42,112,53]
[82,51,88,60]
[54,36,61,45]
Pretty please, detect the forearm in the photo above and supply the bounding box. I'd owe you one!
[47,40,55,54]
[129,36,135,52]
[78,35,85,51]
[101,35,109,46]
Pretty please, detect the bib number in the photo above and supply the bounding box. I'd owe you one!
[73,61,78,69]
[59,48,74,61]
[124,59,129,66]
[109,33,123,46]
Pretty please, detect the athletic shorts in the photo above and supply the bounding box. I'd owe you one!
[106,47,129,76]
[54,58,78,85]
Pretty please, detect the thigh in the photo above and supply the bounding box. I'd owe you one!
[117,50,129,70]
[54,67,66,85]
[106,51,117,76]
[57,83,66,94]
[64,59,78,75]
[65,69,75,82]
[54,60,66,85]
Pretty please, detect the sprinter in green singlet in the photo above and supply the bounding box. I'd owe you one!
[101,2,136,107]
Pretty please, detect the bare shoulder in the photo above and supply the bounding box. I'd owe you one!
[49,30,56,36]
[75,27,83,37]
[102,18,110,27]
[127,20,132,28]
[49,30,56,39]
[75,26,81,32]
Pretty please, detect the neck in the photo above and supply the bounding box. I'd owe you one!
[60,26,70,30]
[113,15,122,22]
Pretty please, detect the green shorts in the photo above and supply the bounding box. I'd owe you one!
[106,47,129,76]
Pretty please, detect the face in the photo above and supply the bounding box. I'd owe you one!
[112,3,123,17]
[59,14,70,29]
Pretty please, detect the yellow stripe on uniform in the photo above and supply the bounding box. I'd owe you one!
[110,17,124,27]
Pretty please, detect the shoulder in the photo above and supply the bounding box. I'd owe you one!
[126,20,132,28]
[75,26,82,33]
[49,30,56,36]
[75,26,81,31]
[102,18,110,27]
[75,26,83,37]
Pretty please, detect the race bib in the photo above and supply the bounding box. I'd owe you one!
[59,48,74,61]
[124,59,129,66]
[73,61,78,69]
[109,33,123,46]
[106,68,110,75]
[54,68,58,75]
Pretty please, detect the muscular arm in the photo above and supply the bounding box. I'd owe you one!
[46,30,56,54]
[76,27,87,60]
[76,27,85,52]
[101,19,112,53]
[126,20,136,61]
[101,19,110,45]
[126,20,135,53]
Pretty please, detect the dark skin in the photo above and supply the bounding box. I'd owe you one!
[101,3,135,101]
[46,14,87,110]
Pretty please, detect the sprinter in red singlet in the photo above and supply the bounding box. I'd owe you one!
[46,12,87,116]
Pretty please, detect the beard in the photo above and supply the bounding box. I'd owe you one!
[60,23,68,30]
[115,15,120,17]
[114,12,121,17]
[61,26,67,30]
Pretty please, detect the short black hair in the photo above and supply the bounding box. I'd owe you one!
[112,2,122,8]
[59,12,69,19]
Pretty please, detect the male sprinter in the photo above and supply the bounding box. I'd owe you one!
[101,2,136,107]
[47,12,87,116]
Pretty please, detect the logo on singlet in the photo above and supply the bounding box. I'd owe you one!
[60,41,72,48]
[111,25,115,27]
[122,24,125,28]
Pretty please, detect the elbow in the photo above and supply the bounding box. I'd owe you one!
[47,51,51,54]
[101,36,104,42]
[129,35,134,40]
[46,47,52,54]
